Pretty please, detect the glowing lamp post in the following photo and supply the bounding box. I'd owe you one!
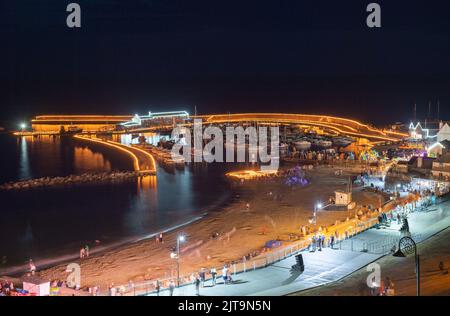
[310,202,322,232]
[171,235,185,287]
[20,123,27,132]
[394,183,401,197]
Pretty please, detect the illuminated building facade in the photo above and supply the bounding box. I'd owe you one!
[31,115,133,132]
[119,111,190,129]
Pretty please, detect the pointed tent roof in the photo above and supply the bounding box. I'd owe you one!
[438,122,450,134]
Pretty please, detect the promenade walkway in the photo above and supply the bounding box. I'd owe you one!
[147,197,450,296]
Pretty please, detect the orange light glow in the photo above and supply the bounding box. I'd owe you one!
[192,113,406,143]
[130,145,157,171]
[74,135,143,172]
[226,169,278,180]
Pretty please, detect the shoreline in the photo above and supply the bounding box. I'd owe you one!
[3,165,392,293]
[0,185,235,278]
[0,135,235,278]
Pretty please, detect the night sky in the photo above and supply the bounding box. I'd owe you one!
[1,0,449,128]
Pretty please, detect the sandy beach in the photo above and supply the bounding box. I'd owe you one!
[4,165,388,294]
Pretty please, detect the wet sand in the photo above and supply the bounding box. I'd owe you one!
[5,165,387,293]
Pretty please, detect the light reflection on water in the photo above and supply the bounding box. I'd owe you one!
[18,137,30,180]
[0,135,231,272]
[73,147,112,173]
[12,136,119,181]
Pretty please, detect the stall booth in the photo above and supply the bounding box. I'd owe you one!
[335,191,352,206]
[23,276,50,296]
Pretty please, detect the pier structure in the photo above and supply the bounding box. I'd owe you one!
[74,135,156,173]
[23,112,409,146]
[122,112,408,144]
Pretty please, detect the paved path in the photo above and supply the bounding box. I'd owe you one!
[147,197,450,296]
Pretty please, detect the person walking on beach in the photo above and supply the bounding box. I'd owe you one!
[210,267,217,286]
[222,266,228,284]
[29,259,36,275]
[109,283,116,296]
[159,233,163,243]
[227,270,233,284]
[195,276,201,295]
[169,280,175,296]
[128,280,134,294]
[79,247,85,259]
[313,236,318,251]
[155,280,161,296]
[199,268,206,287]
[84,245,90,257]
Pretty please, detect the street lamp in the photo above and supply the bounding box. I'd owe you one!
[393,236,420,296]
[20,123,26,131]
[394,183,401,197]
[310,202,322,232]
[175,235,185,287]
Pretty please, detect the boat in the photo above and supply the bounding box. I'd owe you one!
[332,136,354,147]
[293,140,311,151]
[316,140,332,148]
[143,144,185,165]
[312,138,332,148]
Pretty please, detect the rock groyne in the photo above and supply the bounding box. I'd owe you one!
[0,171,154,190]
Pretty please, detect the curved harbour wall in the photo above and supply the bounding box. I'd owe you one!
[73,135,156,172]
[0,135,156,190]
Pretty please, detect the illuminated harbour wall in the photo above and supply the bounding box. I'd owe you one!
[29,113,407,144]
[31,115,133,132]
[73,135,156,173]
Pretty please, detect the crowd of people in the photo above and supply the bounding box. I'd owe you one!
[0,279,15,296]
[147,265,236,297]
[286,149,357,163]
[307,231,343,252]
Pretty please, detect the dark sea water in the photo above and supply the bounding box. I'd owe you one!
[0,134,235,274]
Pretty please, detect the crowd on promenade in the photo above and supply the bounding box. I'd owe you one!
[287,149,348,162]
[104,265,236,296]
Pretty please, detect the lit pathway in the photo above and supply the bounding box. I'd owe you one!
[147,197,450,296]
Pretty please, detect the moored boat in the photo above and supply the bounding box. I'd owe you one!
[332,136,354,147]
[293,140,311,150]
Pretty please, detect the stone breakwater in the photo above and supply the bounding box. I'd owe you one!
[0,171,155,190]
